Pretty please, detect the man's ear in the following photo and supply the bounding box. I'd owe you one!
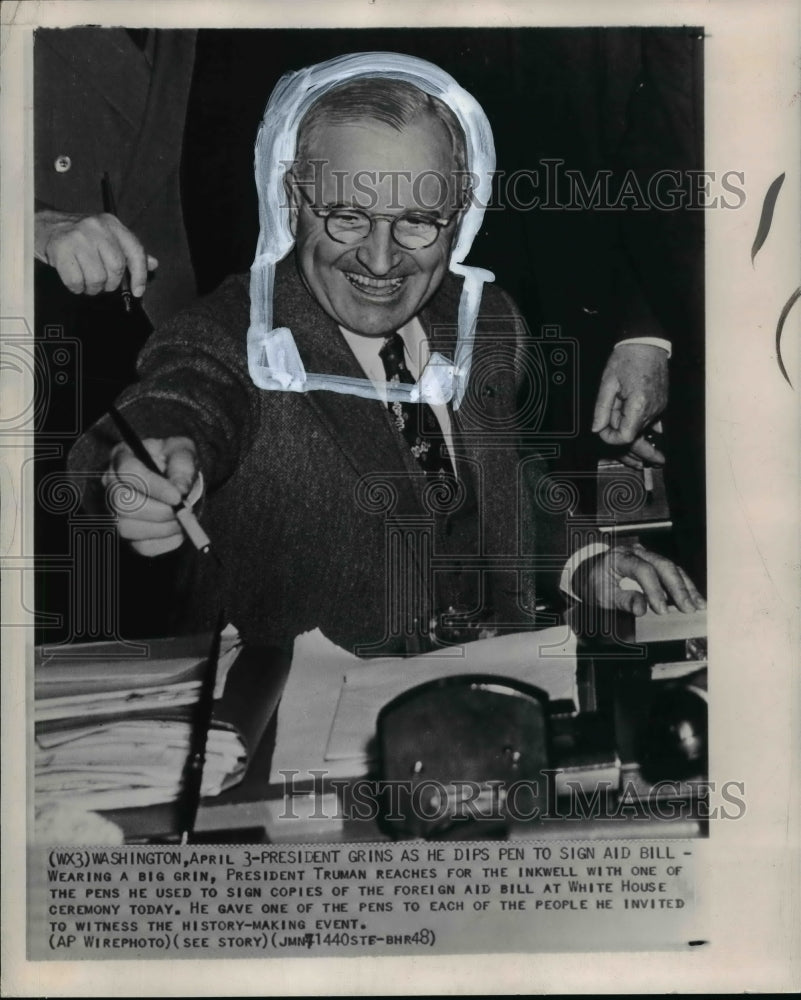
[284,172,299,237]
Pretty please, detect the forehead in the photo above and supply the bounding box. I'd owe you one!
[300,116,458,209]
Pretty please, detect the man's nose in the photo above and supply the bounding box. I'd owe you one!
[355,220,401,275]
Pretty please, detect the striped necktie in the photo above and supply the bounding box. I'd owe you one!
[379,332,452,477]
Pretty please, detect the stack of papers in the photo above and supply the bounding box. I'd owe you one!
[35,630,247,811]
[36,720,245,810]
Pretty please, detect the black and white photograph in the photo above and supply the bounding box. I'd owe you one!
[2,0,798,994]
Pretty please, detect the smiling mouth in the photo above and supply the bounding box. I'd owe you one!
[344,272,406,298]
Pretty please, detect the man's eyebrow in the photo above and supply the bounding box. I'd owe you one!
[318,199,442,218]
[321,200,362,211]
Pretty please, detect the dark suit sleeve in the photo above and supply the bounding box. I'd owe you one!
[67,277,259,510]
[612,30,704,354]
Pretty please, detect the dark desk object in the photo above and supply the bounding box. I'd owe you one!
[641,668,707,782]
[570,605,708,794]
[377,674,550,840]
[596,458,671,529]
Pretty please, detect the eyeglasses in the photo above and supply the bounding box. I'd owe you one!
[291,178,460,251]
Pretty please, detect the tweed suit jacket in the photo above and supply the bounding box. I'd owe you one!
[69,255,567,654]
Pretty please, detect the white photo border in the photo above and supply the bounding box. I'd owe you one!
[2,0,799,994]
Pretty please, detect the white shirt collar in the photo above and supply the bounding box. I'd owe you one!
[339,317,430,400]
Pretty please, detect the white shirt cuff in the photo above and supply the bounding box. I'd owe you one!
[615,337,672,358]
[559,541,611,600]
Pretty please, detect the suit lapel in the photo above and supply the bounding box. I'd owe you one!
[420,274,461,361]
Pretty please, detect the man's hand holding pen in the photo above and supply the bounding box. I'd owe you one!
[34,209,158,299]
[592,342,668,470]
[102,435,200,557]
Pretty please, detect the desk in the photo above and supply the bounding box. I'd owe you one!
[100,617,707,845]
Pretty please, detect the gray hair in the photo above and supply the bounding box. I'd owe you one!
[294,76,468,178]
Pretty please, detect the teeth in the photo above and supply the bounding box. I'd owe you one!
[345,273,405,292]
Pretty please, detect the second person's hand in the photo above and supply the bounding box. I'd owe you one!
[34,210,158,298]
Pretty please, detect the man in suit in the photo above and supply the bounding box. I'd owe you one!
[34,26,197,326]
[34,28,199,643]
[68,54,704,655]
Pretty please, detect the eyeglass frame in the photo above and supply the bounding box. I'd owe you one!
[288,172,465,250]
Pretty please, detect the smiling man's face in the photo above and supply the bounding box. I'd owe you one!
[289,113,462,337]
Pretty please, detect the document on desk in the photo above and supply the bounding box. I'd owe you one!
[270,626,577,782]
[635,606,708,643]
